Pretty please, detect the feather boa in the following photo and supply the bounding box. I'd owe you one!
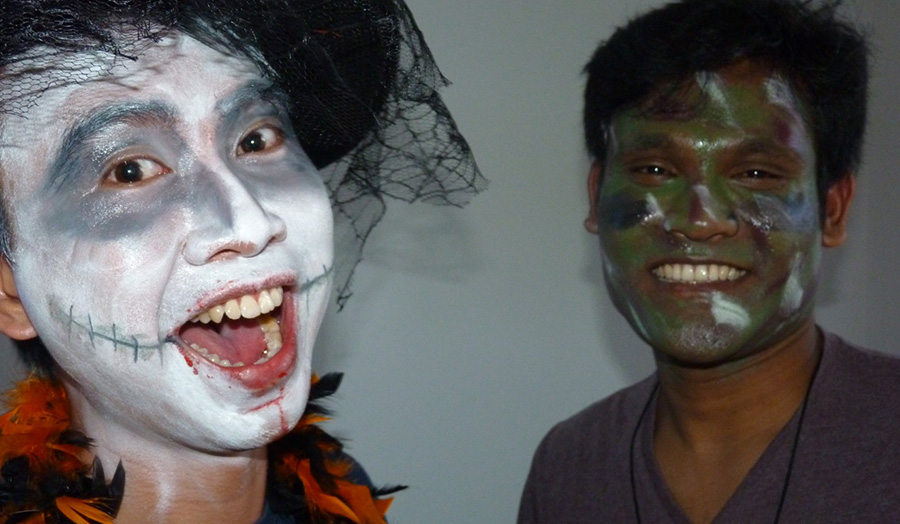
[0,373,401,524]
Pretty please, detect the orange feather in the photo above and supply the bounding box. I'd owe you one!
[333,478,391,524]
[296,458,362,523]
[55,497,115,524]
[0,376,73,471]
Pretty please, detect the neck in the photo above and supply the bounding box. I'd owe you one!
[650,319,822,524]
[63,381,268,524]
[654,320,821,445]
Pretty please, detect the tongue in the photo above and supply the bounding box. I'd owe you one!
[181,317,268,365]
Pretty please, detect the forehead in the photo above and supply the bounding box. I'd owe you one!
[610,61,811,148]
[0,34,264,179]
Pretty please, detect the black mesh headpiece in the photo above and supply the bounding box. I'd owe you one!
[0,0,486,307]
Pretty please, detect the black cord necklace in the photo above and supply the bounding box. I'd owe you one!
[629,353,823,524]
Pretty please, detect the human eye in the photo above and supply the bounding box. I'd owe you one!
[627,164,674,186]
[731,168,789,190]
[236,123,284,156]
[633,165,669,176]
[102,157,171,186]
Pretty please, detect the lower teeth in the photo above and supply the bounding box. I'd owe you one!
[188,315,283,368]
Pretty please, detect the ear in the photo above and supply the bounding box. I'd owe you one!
[584,162,603,235]
[821,173,855,248]
[0,257,36,340]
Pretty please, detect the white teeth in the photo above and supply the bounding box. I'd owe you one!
[695,264,708,282]
[209,305,225,323]
[271,287,283,307]
[189,286,285,324]
[224,299,241,320]
[653,263,746,284]
[258,290,274,314]
[240,295,261,319]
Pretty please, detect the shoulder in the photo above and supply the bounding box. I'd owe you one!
[782,329,900,520]
[518,376,656,523]
[807,328,900,442]
[529,375,656,473]
[817,329,900,396]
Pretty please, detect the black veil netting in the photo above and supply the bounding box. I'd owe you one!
[0,0,486,307]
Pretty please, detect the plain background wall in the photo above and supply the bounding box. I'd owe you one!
[1,1,898,522]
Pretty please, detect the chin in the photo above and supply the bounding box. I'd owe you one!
[648,324,745,367]
[183,384,311,452]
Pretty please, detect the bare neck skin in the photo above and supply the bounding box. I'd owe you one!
[65,381,268,524]
[652,319,821,524]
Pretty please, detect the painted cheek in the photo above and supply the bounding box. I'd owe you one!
[598,192,655,230]
[736,191,818,239]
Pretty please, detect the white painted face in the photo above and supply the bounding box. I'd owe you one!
[0,34,334,451]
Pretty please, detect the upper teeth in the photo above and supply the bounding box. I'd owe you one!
[190,286,284,324]
[653,263,745,283]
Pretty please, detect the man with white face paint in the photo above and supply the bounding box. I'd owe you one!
[519,1,900,523]
[0,1,483,523]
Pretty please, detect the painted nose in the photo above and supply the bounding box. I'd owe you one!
[666,184,738,241]
[183,170,287,265]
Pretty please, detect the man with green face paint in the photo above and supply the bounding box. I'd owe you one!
[518,1,900,523]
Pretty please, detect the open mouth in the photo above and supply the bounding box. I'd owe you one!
[178,286,288,368]
[652,263,746,284]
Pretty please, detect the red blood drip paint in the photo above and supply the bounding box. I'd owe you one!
[279,402,287,433]
[193,368,199,375]
[178,347,194,368]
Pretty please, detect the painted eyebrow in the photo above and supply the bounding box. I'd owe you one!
[621,134,680,153]
[46,102,176,191]
[214,80,288,118]
[729,138,805,166]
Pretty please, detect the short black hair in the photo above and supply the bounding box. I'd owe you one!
[583,0,869,203]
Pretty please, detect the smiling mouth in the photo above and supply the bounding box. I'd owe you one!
[178,286,287,368]
[652,263,746,284]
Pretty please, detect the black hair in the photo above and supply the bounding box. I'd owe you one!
[0,0,396,168]
[583,0,869,204]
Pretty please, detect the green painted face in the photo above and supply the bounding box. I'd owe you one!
[596,62,822,365]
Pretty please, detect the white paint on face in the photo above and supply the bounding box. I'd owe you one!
[644,193,666,229]
[0,34,334,452]
[692,184,716,229]
[696,71,737,126]
[710,291,750,330]
[764,76,799,112]
[780,254,805,315]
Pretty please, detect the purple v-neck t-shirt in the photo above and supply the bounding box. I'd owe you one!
[518,330,900,523]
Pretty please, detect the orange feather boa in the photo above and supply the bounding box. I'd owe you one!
[0,374,398,524]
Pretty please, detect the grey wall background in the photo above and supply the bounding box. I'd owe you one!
[1,1,898,522]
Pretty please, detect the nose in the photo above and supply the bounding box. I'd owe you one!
[665,183,738,241]
[183,169,287,265]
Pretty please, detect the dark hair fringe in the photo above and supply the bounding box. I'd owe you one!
[583,0,869,206]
